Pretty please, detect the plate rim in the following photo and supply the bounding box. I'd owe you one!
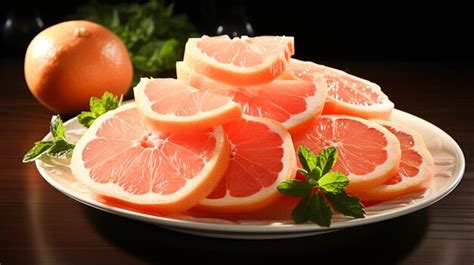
[35,108,466,234]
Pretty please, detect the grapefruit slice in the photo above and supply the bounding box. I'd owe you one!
[71,103,230,212]
[176,61,327,134]
[285,59,394,120]
[197,114,297,213]
[183,35,294,86]
[134,78,242,133]
[292,115,401,193]
[353,120,434,201]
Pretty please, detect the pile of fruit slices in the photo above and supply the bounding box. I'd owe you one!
[71,35,434,216]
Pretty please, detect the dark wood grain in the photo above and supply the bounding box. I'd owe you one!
[0,59,472,265]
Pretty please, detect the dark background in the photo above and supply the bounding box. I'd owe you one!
[2,0,473,61]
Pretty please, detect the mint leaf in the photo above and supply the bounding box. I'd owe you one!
[326,191,365,218]
[77,112,96,128]
[307,168,322,183]
[78,91,121,128]
[23,115,75,163]
[50,115,65,139]
[316,147,338,176]
[318,172,349,194]
[22,141,54,163]
[48,139,75,157]
[277,180,313,197]
[90,97,107,116]
[291,196,310,224]
[309,192,333,227]
[91,92,119,116]
[298,145,317,172]
[298,146,323,182]
[278,146,365,226]
[100,92,121,113]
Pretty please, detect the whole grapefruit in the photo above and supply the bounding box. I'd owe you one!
[24,20,133,114]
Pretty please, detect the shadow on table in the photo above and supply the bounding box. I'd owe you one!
[83,206,429,264]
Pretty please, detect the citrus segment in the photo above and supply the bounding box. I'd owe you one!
[176,61,327,134]
[286,59,394,119]
[134,78,242,133]
[183,35,294,86]
[353,120,434,201]
[198,115,297,212]
[292,115,401,193]
[71,103,230,212]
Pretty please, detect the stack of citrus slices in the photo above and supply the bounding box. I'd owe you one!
[71,35,434,217]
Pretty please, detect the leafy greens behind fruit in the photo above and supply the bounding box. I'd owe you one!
[72,0,198,84]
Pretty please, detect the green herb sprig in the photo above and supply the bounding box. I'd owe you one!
[78,91,122,128]
[277,146,365,227]
[22,115,75,163]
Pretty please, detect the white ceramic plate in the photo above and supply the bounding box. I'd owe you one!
[35,109,465,239]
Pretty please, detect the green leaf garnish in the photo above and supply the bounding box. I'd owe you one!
[22,141,55,163]
[317,172,349,194]
[307,168,323,184]
[277,180,313,197]
[298,146,325,182]
[22,115,75,163]
[291,196,310,224]
[315,146,338,176]
[298,146,318,172]
[309,192,332,227]
[76,112,96,128]
[50,115,65,139]
[326,191,366,218]
[47,139,75,157]
[78,92,122,128]
[277,146,365,226]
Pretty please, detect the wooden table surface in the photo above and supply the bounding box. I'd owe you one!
[0,59,472,265]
